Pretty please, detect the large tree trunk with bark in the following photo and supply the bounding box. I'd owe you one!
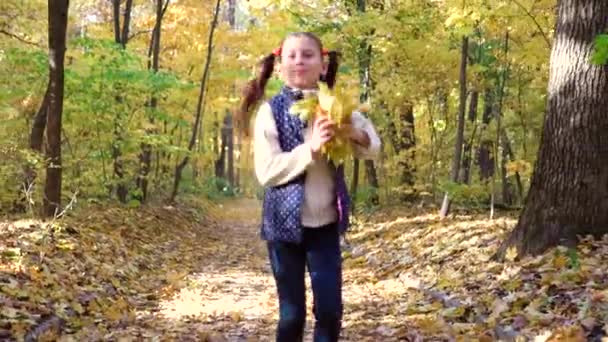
[496,0,608,258]
[44,0,69,217]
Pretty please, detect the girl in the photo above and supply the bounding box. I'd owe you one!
[237,32,380,342]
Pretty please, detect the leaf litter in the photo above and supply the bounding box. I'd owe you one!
[1,199,607,341]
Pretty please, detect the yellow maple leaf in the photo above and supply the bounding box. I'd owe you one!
[505,246,518,262]
[553,254,569,269]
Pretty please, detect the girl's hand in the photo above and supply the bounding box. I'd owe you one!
[310,115,335,159]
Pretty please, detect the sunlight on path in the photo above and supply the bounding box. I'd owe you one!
[155,198,411,341]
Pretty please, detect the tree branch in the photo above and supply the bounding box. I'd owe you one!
[128,29,153,42]
[0,29,42,47]
[510,0,552,48]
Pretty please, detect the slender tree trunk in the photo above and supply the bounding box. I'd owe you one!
[354,0,380,206]
[461,90,478,184]
[22,86,50,206]
[496,31,514,206]
[364,160,379,204]
[120,0,133,48]
[387,103,416,200]
[226,113,234,186]
[137,0,169,202]
[227,0,236,27]
[214,112,225,179]
[351,159,360,212]
[440,36,468,218]
[478,90,495,181]
[496,0,608,258]
[112,0,120,44]
[110,0,135,203]
[171,0,220,201]
[44,0,69,217]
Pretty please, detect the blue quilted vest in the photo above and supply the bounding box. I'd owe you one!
[260,86,351,243]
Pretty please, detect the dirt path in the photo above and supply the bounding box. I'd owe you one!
[155,198,403,342]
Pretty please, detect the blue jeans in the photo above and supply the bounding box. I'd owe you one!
[267,223,343,342]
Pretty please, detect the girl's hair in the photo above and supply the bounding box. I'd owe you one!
[235,32,340,135]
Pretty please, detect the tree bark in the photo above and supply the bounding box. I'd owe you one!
[44,0,69,217]
[351,159,360,212]
[496,0,608,258]
[478,90,495,181]
[440,36,468,218]
[120,0,133,48]
[461,90,479,184]
[171,0,220,201]
[112,0,120,44]
[387,103,416,200]
[23,86,50,197]
[214,112,225,179]
[227,0,236,27]
[225,113,234,186]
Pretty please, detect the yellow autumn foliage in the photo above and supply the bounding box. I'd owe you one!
[289,82,370,164]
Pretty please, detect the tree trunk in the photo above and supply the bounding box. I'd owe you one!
[23,86,50,202]
[496,0,608,259]
[478,90,495,181]
[501,128,524,204]
[364,160,379,205]
[225,113,234,186]
[112,0,120,44]
[354,0,380,206]
[110,0,135,203]
[495,31,515,206]
[387,103,416,200]
[227,0,236,27]
[440,36,468,218]
[214,112,225,179]
[171,0,220,201]
[120,0,133,48]
[461,90,479,184]
[351,159,360,212]
[44,0,69,217]
[137,0,169,202]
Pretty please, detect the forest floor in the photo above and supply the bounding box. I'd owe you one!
[1,197,608,341]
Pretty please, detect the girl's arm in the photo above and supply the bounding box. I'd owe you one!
[254,102,314,187]
[348,111,381,160]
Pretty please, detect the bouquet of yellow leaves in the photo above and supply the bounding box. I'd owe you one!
[289,82,371,163]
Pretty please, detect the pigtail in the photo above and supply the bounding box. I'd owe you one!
[324,50,340,89]
[236,53,276,136]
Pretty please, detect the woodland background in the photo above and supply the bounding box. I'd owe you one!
[2,0,608,340]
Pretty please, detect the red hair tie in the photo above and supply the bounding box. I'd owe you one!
[322,48,329,55]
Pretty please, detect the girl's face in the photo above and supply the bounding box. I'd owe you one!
[278,36,327,90]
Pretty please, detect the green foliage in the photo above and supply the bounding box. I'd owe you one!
[203,176,239,199]
[440,181,491,207]
[0,0,556,211]
[353,185,380,214]
[592,34,608,65]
